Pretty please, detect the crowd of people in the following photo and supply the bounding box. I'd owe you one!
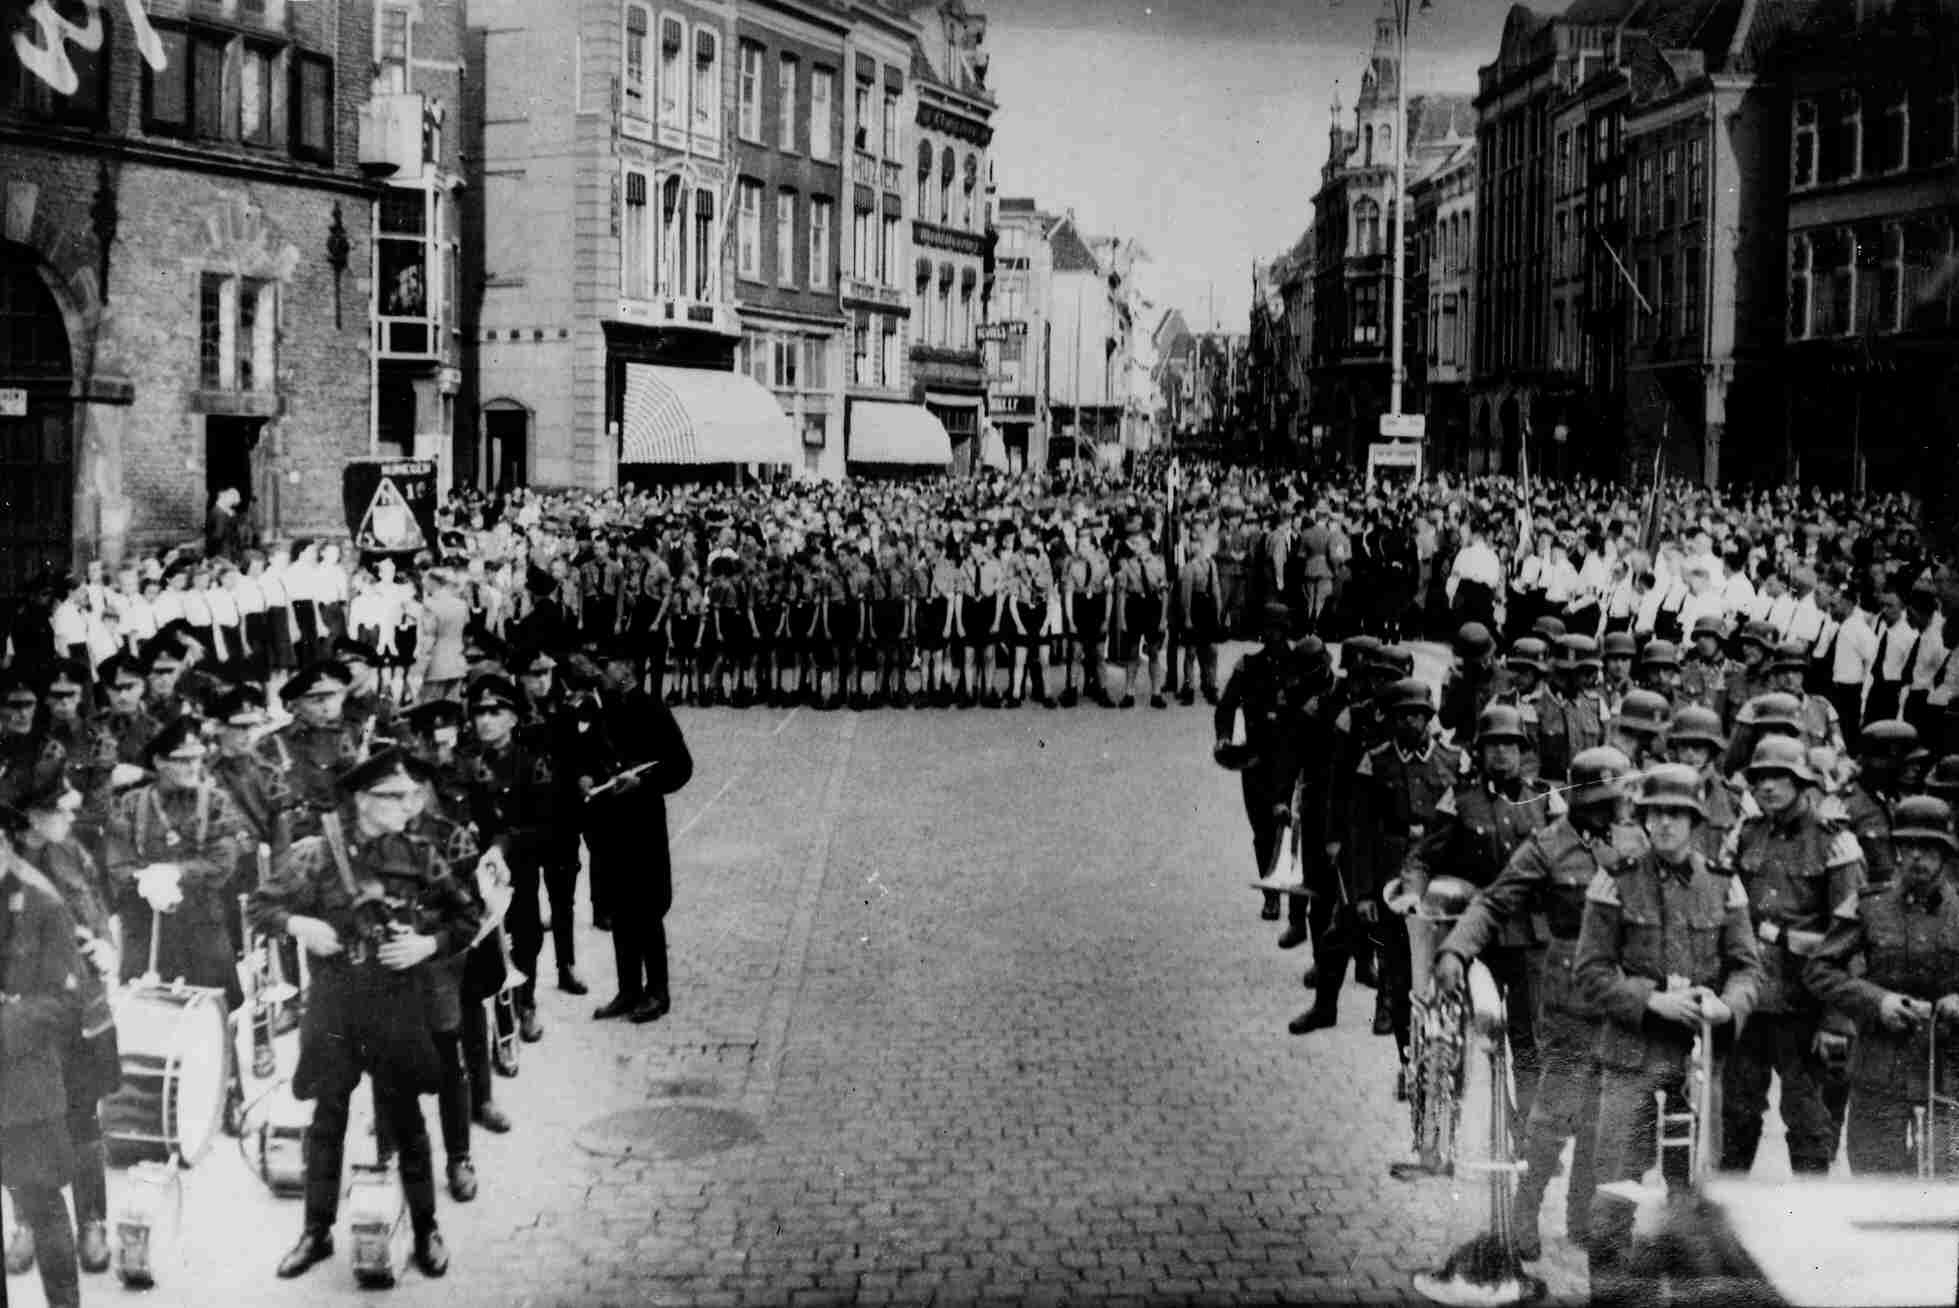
[0,451,1954,1303]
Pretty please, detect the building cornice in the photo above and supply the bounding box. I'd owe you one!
[746,0,852,38]
[847,0,919,44]
[0,126,378,198]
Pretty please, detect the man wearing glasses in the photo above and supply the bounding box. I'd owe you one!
[251,746,481,1284]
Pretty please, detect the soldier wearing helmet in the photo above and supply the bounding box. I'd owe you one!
[1606,689,1671,768]
[1722,691,1810,781]
[1722,620,1781,735]
[1678,614,1731,721]
[1805,795,1959,1176]
[1665,705,1739,863]
[1766,638,1845,755]
[1634,639,1682,703]
[1829,721,1919,890]
[1716,735,1868,1178]
[1318,679,1463,1052]
[1434,746,1647,1261]
[1599,631,1638,720]
[1535,636,1606,784]
[1580,764,1762,1303]
[1438,621,1499,743]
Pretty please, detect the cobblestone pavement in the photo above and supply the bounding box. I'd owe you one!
[7,643,1803,1307]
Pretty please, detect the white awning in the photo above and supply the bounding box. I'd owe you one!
[847,402,952,466]
[978,426,1008,470]
[620,364,798,465]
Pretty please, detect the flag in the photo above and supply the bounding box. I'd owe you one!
[1596,231,1653,318]
[1516,427,1533,549]
[1636,442,1665,558]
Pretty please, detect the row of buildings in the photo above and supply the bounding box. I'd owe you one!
[1251,0,1959,498]
[0,0,1098,611]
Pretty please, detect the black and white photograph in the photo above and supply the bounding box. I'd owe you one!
[1,0,1958,1303]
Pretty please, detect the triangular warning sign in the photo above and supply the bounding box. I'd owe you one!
[356,476,426,553]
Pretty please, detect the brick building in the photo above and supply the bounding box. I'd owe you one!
[0,0,377,608]
[731,0,851,480]
[467,0,796,490]
[902,0,992,475]
[1408,134,1475,470]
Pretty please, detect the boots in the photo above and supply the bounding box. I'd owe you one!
[77,1220,110,1274]
[5,1222,34,1274]
[276,1227,335,1279]
[1288,995,1339,1034]
[413,1227,449,1278]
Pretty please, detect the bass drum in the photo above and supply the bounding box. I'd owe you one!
[102,983,230,1167]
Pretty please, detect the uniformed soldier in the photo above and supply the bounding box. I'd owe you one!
[208,686,297,856]
[1605,688,1672,768]
[1833,721,1918,890]
[1401,703,1557,1116]
[138,632,199,726]
[1304,636,1391,998]
[1344,679,1462,1057]
[513,648,586,997]
[250,747,480,1282]
[1766,638,1846,756]
[1437,621,1499,743]
[336,637,399,742]
[1215,603,1315,922]
[35,661,93,775]
[1664,706,1740,864]
[1578,763,1762,1306]
[1804,795,1959,1176]
[1634,639,1683,705]
[1599,630,1638,719]
[870,541,914,709]
[1114,520,1170,711]
[1720,691,1812,787]
[1493,636,1552,780]
[1718,734,1867,1175]
[1174,523,1223,708]
[1536,635,1606,784]
[460,676,558,1045]
[268,661,367,835]
[0,673,66,810]
[1679,614,1731,721]
[1434,746,1645,1260]
[1722,621,1779,734]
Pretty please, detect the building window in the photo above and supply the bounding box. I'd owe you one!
[737,43,762,141]
[882,320,900,385]
[1833,89,1862,181]
[810,67,834,160]
[240,44,276,145]
[199,273,225,388]
[777,189,797,287]
[1661,147,1678,227]
[1556,130,1570,194]
[658,18,685,129]
[1657,254,1674,336]
[1682,246,1701,337]
[1636,155,1655,233]
[853,81,871,152]
[622,169,651,299]
[693,190,716,300]
[198,273,275,392]
[737,179,761,280]
[810,197,833,291]
[882,90,900,158]
[916,140,933,218]
[1814,228,1854,336]
[624,4,649,119]
[1878,224,1904,332]
[1636,259,1655,341]
[1940,74,1958,164]
[693,30,719,140]
[1553,212,1569,278]
[880,213,899,286]
[1686,138,1705,219]
[1905,219,1954,330]
[1440,293,1458,366]
[936,271,952,347]
[1352,280,1381,345]
[939,147,955,227]
[1881,85,1908,173]
[1574,123,1589,191]
[1792,98,1817,188]
[958,285,973,349]
[779,54,797,151]
[772,336,799,390]
[853,313,870,385]
[1353,199,1381,256]
[853,204,874,281]
[1553,301,1567,368]
[805,335,828,391]
[963,155,977,229]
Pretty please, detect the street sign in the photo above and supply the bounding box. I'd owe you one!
[976,321,1028,342]
[1377,413,1426,439]
[0,388,24,417]
[1365,439,1424,490]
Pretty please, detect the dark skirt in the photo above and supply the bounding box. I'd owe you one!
[751,604,784,653]
[869,600,907,647]
[1011,600,1046,648]
[790,602,821,653]
[265,604,297,670]
[291,600,320,660]
[917,598,952,650]
[824,600,859,647]
[669,614,701,658]
[1071,593,1109,639]
[716,607,752,657]
[243,611,273,681]
[390,623,418,670]
[960,597,994,648]
[321,599,348,645]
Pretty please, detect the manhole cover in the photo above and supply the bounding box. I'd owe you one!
[574,1105,763,1160]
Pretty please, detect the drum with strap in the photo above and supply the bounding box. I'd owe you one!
[100,982,229,1166]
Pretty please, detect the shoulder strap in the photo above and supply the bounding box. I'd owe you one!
[136,789,150,854]
[196,785,211,847]
[317,811,362,898]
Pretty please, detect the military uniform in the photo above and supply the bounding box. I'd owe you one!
[105,778,252,1006]
[1679,654,1730,721]
[1578,846,1761,1302]
[266,719,367,837]
[1717,796,1865,1173]
[461,723,559,1024]
[1534,690,1603,784]
[1835,777,1899,888]
[1214,644,1319,886]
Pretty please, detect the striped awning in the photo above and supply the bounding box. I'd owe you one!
[847,402,952,466]
[620,364,799,466]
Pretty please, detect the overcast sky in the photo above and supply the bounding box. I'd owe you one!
[985,0,1522,331]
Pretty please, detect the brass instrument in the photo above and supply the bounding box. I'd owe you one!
[239,843,297,1081]
[1598,1000,1717,1214]
[1413,961,1544,1306]
[1249,775,1311,900]
[1390,876,1478,1182]
[1908,1016,1958,1179]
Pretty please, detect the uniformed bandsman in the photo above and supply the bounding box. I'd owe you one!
[514,648,586,997]
[1832,721,1918,889]
[1664,706,1740,864]
[269,661,366,836]
[1214,603,1316,923]
[1535,635,1605,784]
[1578,763,1762,1307]
[0,673,66,810]
[250,746,480,1282]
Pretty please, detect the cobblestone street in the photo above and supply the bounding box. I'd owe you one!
[7,644,1812,1308]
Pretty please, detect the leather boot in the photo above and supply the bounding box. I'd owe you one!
[447,1158,477,1203]
[412,1228,449,1278]
[473,1101,512,1134]
[518,1005,544,1043]
[1260,891,1281,921]
[593,994,639,1020]
[276,1227,335,1279]
[77,1219,110,1274]
[1288,998,1338,1035]
[557,967,588,996]
[5,1222,34,1274]
[1372,990,1395,1036]
[1276,923,1310,950]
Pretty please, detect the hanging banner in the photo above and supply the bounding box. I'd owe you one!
[343,458,437,557]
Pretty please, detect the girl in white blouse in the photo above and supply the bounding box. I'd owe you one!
[286,541,323,663]
[207,562,245,679]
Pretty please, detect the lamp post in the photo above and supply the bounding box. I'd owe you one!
[1386,0,1431,420]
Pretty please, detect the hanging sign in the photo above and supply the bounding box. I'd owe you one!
[343,459,437,557]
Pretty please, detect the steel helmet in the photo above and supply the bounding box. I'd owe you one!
[1375,644,1417,678]
[1296,635,1335,690]
[1342,634,1384,674]
[1506,637,1551,673]
[1569,745,1635,808]
[1638,639,1682,670]
[1385,677,1436,717]
[1532,615,1568,642]
[1927,754,1959,802]
[1769,639,1811,675]
[1889,795,1959,852]
[1736,692,1805,734]
[1614,689,1673,738]
[1556,634,1602,669]
[1415,875,1479,923]
[1740,621,1779,652]
[1635,763,1708,820]
[1667,705,1727,752]
[1601,631,1638,660]
[1744,735,1817,785]
[1690,614,1726,642]
[1855,719,1920,759]
[1455,622,1496,660]
[1475,703,1530,748]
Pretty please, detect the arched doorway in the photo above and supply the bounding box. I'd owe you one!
[0,245,74,611]
[480,399,529,493]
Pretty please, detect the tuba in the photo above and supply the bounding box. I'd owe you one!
[1389,876,1478,1182]
[1412,960,1545,1307]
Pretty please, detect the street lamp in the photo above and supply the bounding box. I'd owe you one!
[1385,0,1431,421]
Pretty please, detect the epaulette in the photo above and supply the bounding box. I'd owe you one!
[1586,867,1621,904]
[1815,793,1851,823]
[1825,829,1863,868]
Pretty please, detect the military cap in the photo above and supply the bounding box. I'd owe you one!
[40,659,88,693]
[1768,639,1811,674]
[1531,615,1568,642]
[467,675,523,714]
[141,638,185,673]
[1745,735,1817,785]
[332,636,380,668]
[1635,763,1707,819]
[1296,635,1334,686]
[514,648,558,677]
[1923,755,1959,802]
[1259,601,1293,631]
[1455,622,1495,659]
[97,652,144,687]
[461,627,507,665]
[1690,614,1727,641]
[1474,703,1530,748]
[0,672,37,709]
[1601,631,1638,660]
[279,660,354,704]
[1555,634,1602,668]
[1889,795,1958,852]
[335,744,434,797]
[1614,689,1673,738]
[210,686,270,727]
[145,717,208,765]
[1855,719,1920,758]
[1384,677,1435,717]
[1739,621,1779,651]
[1667,705,1727,751]
[1638,639,1681,669]
[1505,637,1550,672]
[0,758,78,828]
[1374,645,1417,678]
